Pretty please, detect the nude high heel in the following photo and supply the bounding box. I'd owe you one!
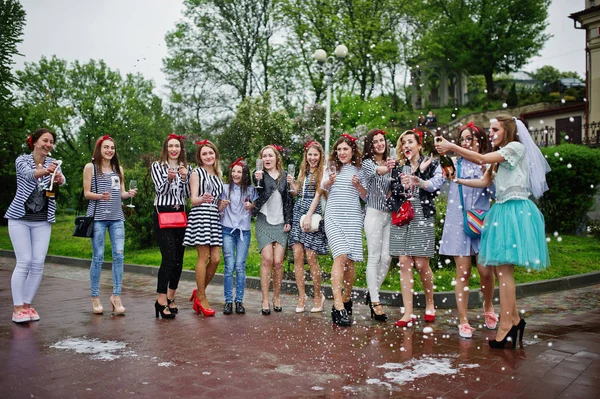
[91,297,104,314]
[110,295,126,316]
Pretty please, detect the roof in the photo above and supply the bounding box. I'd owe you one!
[520,103,585,119]
[569,4,600,22]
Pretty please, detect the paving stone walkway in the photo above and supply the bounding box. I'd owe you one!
[0,256,599,398]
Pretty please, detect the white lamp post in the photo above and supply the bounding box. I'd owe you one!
[313,44,348,155]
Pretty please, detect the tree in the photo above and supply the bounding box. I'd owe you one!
[14,56,173,203]
[532,65,561,85]
[0,0,25,106]
[163,0,278,124]
[217,92,292,166]
[418,0,551,97]
[280,0,409,102]
[0,0,26,224]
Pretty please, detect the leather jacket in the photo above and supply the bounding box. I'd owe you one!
[252,170,294,225]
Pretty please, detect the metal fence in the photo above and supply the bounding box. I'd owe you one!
[529,121,600,148]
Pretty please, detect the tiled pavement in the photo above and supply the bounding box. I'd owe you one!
[0,256,599,398]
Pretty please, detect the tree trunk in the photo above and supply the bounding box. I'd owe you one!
[484,71,495,99]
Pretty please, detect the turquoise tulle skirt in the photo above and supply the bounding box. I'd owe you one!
[479,199,550,269]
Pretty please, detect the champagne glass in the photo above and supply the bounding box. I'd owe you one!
[401,165,413,191]
[102,174,113,213]
[328,162,337,176]
[255,159,263,188]
[204,176,214,206]
[127,180,137,208]
[287,164,295,179]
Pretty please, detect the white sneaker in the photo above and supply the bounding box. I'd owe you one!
[458,323,475,339]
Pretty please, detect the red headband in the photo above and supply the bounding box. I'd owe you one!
[411,129,423,140]
[229,157,244,168]
[168,134,185,141]
[270,144,283,152]
[26,135,33,150]
[372,129,386,136]
[464,121,479,134]
[304,141,317,149]
[100,135,113,143]
[196,139,209,146]
[341,133,357,142]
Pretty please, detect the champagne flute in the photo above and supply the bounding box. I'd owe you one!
[328,162,337,176]
[102,174,113,213]
[127,180,137,208]
[204,176,214,206]
[287,164,295,179]
[401,165,413,191]
[255,159,263,188]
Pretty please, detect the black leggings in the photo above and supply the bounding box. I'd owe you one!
[153,208,186,294]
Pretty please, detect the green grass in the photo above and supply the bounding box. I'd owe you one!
[1,214,599,292]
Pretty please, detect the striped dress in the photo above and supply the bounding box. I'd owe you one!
[322,164,363,262]
[288,172,328,254]
[183,167,224,247]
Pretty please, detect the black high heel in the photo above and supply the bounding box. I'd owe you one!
[167,298,178,314]
[516,319,526,342]
[370,303,388,322]
[489,325,518,349]
[273,302,282,312]
[343,299,353,316]
[365,292,371,306]
[331,306,351,327]
[155,301,176,319]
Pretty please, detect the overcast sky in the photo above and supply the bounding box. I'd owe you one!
[12,0,587,98]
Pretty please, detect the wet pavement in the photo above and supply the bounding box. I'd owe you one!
[0,256,599,398]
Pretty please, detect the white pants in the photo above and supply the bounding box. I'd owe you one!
[9,219,51,306]
[364,208,392,303]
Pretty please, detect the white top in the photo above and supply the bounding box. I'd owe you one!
[495,141,530,204]
[260,189,284,225]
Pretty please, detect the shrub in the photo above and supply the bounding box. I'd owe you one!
[539,144,600,234]
[123,155,158,249]
[506,83,518,107]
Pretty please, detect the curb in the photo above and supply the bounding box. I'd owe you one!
[2,249,600,309]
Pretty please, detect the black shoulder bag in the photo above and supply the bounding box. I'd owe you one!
[73,167,98,238]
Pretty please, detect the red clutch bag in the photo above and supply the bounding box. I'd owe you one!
[158,211,188,229]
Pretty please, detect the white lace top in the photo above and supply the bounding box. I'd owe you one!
[495,141,530,203]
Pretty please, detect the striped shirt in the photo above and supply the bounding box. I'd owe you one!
[86,167,125,221]
[5,154,59,223]
[151,161,191,207]
[359,158,391,212]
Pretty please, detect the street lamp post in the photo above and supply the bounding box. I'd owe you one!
[313,44,348,155]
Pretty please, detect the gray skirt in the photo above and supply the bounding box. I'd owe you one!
[389,198,435,258]
[255,213,288,252]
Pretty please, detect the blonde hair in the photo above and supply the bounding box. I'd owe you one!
[297,141,325,196]
[396,130,423,162]
[195,141,222,177]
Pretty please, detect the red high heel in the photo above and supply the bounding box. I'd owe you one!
[190,290,215,317]
[394,317,416,328]
[424,311,436,322]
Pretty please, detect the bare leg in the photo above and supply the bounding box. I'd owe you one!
[494,264,519,340]
[292,243,306,308]
[454,256,472,325]
[306,249,322,305]
[272,243,285,307]
[260,245,274,310]
[331,255,348,310]
[195,245,211,309]
[414,256,434,314]
[342,260,356,304]
[398,256,415,322]
[476,255,495,314]
[205,246,221,287]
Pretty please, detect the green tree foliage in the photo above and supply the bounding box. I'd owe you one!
[163,0,278,125]
[217,92,292,168]
[532,65,583,85]
[417,0,551,97]
[0,0,26,224]
[0,0,24,104]
[14,56,172,206]
[539,145,600,234]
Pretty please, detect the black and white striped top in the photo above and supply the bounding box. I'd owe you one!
[86,167,125,221]
[151,162,191,207]
[5,154,59,223]
[359,158,391,212]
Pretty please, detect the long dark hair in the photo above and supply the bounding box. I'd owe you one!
[159,135,187,166]
[362,129,389,161]
[457,123,490,154]
[92,135,123,180]
[297,141,325,195]
[27,128,56,150]
[228,160,251,200]
[329,135,362,171]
